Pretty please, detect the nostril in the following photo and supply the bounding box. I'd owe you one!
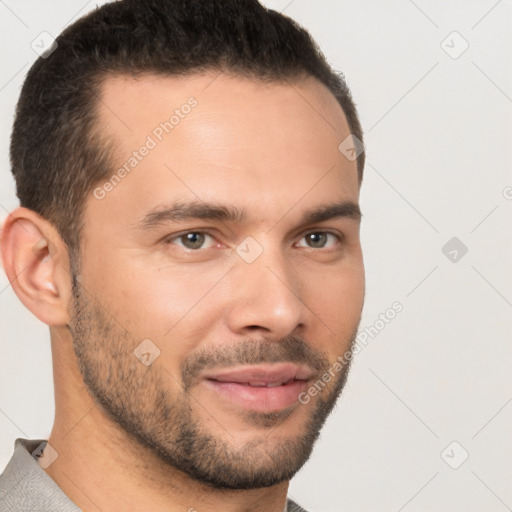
[245,325,272,332]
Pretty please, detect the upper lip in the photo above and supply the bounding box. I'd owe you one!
[202,363,315,387]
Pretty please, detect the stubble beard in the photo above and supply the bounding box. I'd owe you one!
[68,270,358,489]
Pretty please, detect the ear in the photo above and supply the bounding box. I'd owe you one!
[1,207,72,326]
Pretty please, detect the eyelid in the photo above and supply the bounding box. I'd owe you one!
[295,230,344,248]
[301,229,344,241]
[163,229,219,248]
[161,228,344,250]
[302,228,343,238]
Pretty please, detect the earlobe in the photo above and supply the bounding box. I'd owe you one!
[1,207,72,326]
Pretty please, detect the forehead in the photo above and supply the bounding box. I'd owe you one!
[88,72,359,227]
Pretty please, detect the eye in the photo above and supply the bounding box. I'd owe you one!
[296,232,341,249]
[168,232,217,250]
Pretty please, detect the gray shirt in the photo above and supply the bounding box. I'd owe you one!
[0,439,307,512]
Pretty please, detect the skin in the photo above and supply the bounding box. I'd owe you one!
[1,72,365,512]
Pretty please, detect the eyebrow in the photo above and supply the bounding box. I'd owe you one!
[300,201,362,225]
[136,199,361,231]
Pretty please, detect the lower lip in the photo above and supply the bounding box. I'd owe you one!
[203,379,309,413]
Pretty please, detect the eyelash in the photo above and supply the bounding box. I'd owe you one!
[164,230,343,251]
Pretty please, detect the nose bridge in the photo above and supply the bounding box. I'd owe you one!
[226,242,305,335]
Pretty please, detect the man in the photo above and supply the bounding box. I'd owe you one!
[0,0,365,510]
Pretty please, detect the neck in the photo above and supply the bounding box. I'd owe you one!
[44,328,289,512]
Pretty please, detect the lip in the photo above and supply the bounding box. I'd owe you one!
[201,363,314,413]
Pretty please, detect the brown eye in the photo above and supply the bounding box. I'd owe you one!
[170,232,215,250]
[306,233,327,248]
[297,232,340,249]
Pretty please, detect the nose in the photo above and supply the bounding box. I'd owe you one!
[225,247,306,339]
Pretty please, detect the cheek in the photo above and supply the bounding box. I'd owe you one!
[302,260,364,343]
[85,256,230,373]
[85,247,219,326]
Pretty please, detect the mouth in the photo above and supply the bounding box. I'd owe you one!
[201,363,314,413]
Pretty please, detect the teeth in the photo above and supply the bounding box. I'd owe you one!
[247,381,284,387]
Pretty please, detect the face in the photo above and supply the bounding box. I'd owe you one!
[70,72,364,489]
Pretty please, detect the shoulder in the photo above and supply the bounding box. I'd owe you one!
[287,497,310,512]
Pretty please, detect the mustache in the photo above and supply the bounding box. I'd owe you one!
[180,336,330,391]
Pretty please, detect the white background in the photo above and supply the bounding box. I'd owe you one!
[1,1,511,511]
